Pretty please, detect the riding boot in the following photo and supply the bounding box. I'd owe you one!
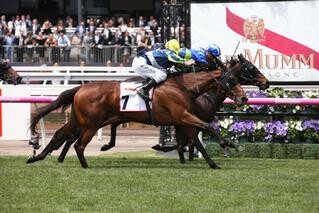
[137,78,157,101]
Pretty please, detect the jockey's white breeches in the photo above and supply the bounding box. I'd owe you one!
[132,56,167,83]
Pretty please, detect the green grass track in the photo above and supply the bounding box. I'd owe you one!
[0,152,318,213]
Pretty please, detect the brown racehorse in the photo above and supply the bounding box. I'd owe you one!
[57,54,268,165]
[0,60,22,85]
[28,63,247,169]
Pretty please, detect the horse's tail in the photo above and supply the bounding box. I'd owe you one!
[30,86,81,135]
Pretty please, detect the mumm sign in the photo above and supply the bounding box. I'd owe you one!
[241,49,315,70]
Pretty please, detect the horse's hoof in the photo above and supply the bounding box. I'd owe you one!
[212,165,221,170]
[151,144,162,151]
[57,157,64,163]
[26,156,36,164]
[100,144,109,151]
[81,164,88,169]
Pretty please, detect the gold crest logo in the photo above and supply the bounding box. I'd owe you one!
[243,15,265,43]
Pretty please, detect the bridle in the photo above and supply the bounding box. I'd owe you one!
[239,61,261,86]
[210,55,241,98]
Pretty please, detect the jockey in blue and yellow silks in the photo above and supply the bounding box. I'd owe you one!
[178,44,222,70]
[132,40,195,100]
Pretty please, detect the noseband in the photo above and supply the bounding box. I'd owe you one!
[239,61,261,86]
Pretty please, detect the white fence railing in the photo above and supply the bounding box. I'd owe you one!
[14,66,137,85]
[9,66,319,96]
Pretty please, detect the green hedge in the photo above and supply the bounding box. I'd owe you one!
[205,143,319,159]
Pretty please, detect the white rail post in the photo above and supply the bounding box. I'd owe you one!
[198,131,203,158]
[97,128,103,141]
[34,103,46,149]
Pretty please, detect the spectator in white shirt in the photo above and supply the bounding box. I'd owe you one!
[57,31,71,61]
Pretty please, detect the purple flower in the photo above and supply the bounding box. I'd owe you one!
[229,120,255,134]
[264,120,288,141]
[302,120,319,133]
[209,121,220,132]
[246,91,268,98]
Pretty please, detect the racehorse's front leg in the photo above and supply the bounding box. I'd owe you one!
[194,135,221,169]
[74,128,97,168]
[100,122,121,151]
[181,127,221,169]
[58,129,81,162]
[174,111,220,169]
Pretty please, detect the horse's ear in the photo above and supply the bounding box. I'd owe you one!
[238,53,246,62]
[237,54,242,62]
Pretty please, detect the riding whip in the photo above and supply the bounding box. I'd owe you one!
[232,41,241,57]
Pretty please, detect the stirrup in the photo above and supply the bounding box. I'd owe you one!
[137,89,151,101]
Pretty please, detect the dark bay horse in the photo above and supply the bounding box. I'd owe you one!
[0,60,22,85]
[28,64,247,169]
[153,54,270,161]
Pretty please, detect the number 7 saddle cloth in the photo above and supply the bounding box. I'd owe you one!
[120,82,153,112]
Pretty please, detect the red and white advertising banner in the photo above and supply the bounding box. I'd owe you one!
[191,1,319,82]
[0,85,30,140]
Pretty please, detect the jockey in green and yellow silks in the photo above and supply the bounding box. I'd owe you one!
[132,47,195,100]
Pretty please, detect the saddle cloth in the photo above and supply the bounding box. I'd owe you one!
[120,82,153,112]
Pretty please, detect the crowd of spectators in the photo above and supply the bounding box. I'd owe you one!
[0,14,162,65]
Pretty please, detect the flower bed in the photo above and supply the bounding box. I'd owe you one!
[203,87,319,144]
[204,119,319,144]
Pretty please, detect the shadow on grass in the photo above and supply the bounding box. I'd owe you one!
[21,152,300,171]
[73,158,212,170]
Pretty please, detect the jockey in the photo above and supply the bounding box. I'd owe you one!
[132,48,195,101]
[178,44,222,70]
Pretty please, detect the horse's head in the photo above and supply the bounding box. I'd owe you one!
[234,54,269,90]
[217,64,248,106]
[0,60,22,85]
[206,53,247,106]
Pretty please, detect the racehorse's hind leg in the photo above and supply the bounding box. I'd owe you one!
[188,141,195,161]
[26,124,70,164]
[58,128,81,163]
[100,122,121,151]
[175,126,186,164]
[74,128,97,168]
